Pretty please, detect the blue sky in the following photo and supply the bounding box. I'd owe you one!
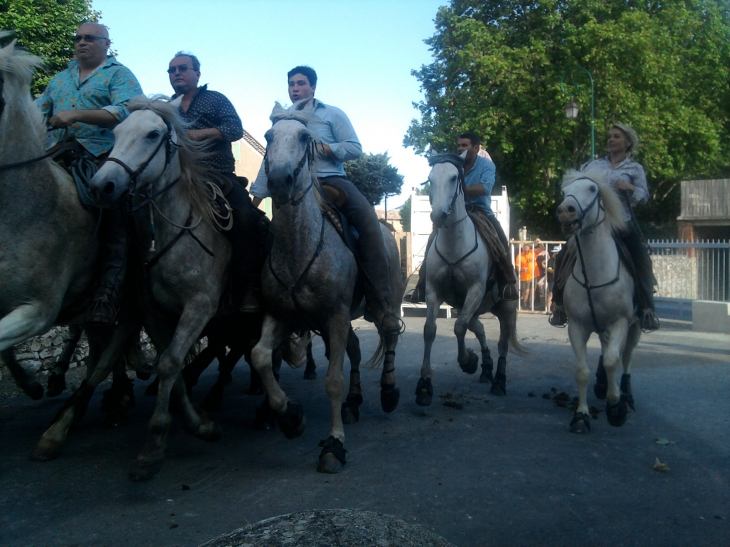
[94,0,447,208]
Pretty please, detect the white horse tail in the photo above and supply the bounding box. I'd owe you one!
[508,310,529,357]
[364,333,386,369]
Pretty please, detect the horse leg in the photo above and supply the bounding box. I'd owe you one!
[603,319,630,427]
[317,311,350,474]
[416,295,440,407]
[202,342,241,413]
[455,290,483,375]
[1,348,43,400]
[618,321,642,411]
[303,340,317,380]
[130,300,220,482]
[100,351,136,427]
[567,321,592,433]
[253,346,282,431]
[467,314,492,386]
[30,323,135,461]
[492,307,514,396]
[341,326,362,424]
[47,325,83,397]
[251,316,305,439]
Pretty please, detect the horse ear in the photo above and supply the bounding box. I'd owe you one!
[428,149,438,157]
[2,38,17,52]
[169,126,179,146]
[459,150,468,159]
[169,95,183,108]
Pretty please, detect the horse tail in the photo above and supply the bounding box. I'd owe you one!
[508,307,530,357]
[363,333,386,369]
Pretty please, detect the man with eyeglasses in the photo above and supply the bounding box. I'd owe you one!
[168,51,267,313]
[37,22,143,326]
[249,65,401,336]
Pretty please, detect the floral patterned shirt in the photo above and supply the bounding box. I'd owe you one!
[37,56,143,157]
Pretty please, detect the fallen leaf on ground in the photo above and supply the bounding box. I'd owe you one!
[653,457,670,473]
[654,438,676,445]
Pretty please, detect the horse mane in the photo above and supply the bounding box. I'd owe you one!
[0,32,47,140]
[428,152,464,169]
[128,95,213,224]
[562,168,628,235]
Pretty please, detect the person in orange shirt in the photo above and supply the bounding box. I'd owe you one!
[515,243,535,309]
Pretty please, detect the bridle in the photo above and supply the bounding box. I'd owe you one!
[562,179,605,235]
[263,123,316,208]
[103,111,181,213]
[428,154,467,226]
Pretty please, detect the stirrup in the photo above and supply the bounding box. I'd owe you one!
[641,310,660,333]
[548,306,568,328]
[499,284,519,301]
[85,294,118,326]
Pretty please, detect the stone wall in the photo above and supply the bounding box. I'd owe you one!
[652,255,697,299]
[0,326,88,383]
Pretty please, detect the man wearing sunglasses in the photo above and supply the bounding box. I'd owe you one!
[37,22,143,326]
[168,51,266,313]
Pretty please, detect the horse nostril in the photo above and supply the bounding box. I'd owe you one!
[103,182,115,195]
[567,205,575,213]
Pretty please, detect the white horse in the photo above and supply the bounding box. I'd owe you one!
[557,169,642,433]
[250,103,404,474]
[417,154,526,406]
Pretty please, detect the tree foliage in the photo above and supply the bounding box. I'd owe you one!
[345,152,404,207]
[405,0,730,237]
[0,0,100,96]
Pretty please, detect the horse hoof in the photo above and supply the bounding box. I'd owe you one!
[317,436,346,474]
[415,377,433,407]
[46,373,66,398]
[195,420,222,442]
[459,350,479,375]
[30,438,62,462]
[606,399,627,427]
[341,403,359,425]
[128,460,162,482]
[317,452,344,474]
[380,385,400,413]
[303,369,317,380]
[570,412,591,434]
[277,401,306,439]
[24,381,44,401]
[479,369,493,384]
[490,373,506,396]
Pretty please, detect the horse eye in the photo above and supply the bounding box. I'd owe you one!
[589,185,596,192]
[146,130,160,140]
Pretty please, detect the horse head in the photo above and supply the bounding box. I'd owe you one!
[558,169,627,236]
[427,152,465,229]
[264,102,316,207]
[89,96,183,207]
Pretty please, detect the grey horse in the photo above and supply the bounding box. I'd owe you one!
[250,103,405,474]
[32,96,229,481]
[0,36,103,400]
[416,154,526,407]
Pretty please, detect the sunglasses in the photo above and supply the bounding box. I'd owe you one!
[73,34,107,43]
[167,65,192,74]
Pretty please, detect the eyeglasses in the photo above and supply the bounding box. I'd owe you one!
[167,65,192,74]
[73,34,107,43]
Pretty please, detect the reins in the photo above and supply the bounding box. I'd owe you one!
[264,134,316,208]
[433,222,480,286]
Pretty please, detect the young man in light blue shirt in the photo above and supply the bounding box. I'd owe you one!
[251,66,400,335]
[409,132,518,302]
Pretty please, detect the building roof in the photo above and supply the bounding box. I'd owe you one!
[242,130,266,156]
[375,209,402,221]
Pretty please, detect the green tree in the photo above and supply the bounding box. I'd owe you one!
[399,197,412,232]
[405,0,730,237]
[0,0,100,96]
[345,152,404,207]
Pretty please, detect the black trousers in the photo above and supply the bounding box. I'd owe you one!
[220,172,268,284]
[94,206,127,301]
[320,176,393,310]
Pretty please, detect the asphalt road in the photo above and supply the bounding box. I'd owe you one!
[1,312,728,547]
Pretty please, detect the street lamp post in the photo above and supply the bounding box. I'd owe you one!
[560,66,595,160]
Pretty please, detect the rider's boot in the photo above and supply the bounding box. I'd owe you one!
[225,178,267,314]
[628,232,660,332]
[86,208,127,326]
[495,253,519,301]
